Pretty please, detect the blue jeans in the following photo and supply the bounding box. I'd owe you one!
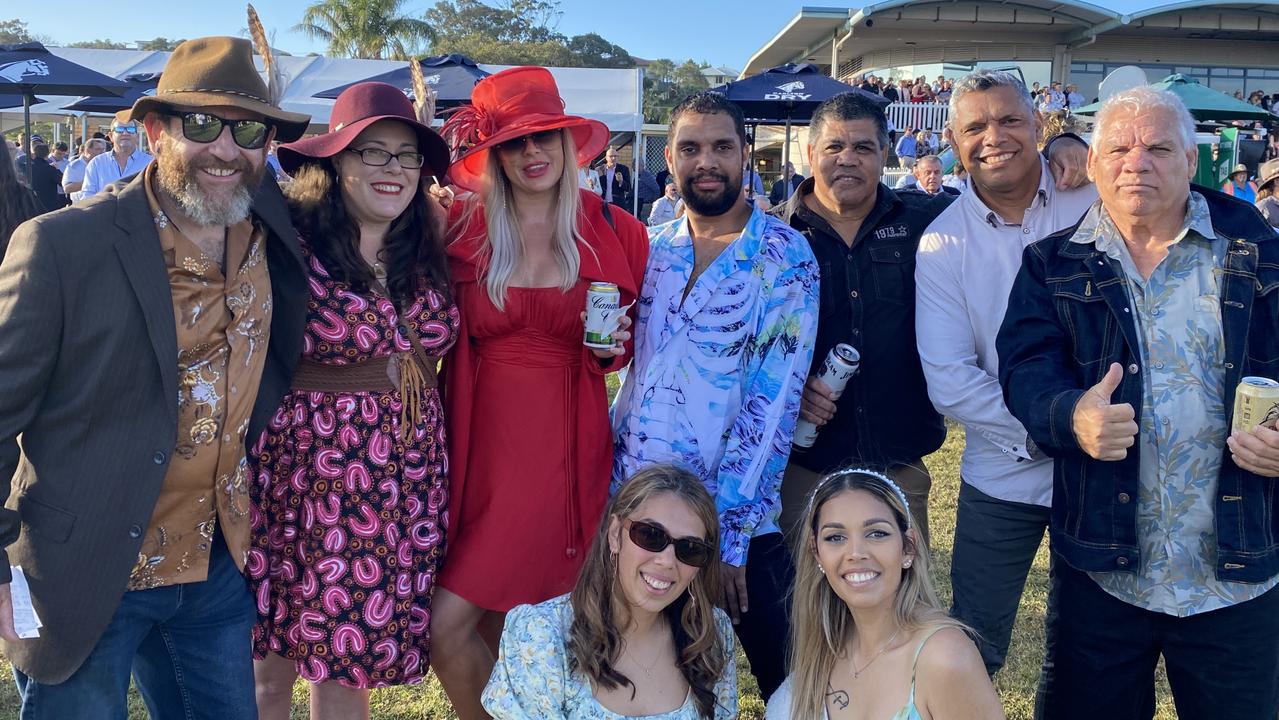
[13,535,258,720]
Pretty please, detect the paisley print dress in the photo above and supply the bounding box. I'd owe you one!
[247,241,459,688]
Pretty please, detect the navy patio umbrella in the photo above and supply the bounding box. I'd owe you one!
[314,53,489,112]
[62,72,161,114]
[0,42,127,185]
[712,64,887,201]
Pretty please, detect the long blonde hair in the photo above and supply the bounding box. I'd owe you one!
[787,469,966,720]
[450,129,586,310]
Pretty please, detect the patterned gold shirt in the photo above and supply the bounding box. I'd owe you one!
[128,163,273,590]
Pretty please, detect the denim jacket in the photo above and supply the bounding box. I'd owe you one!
[997,186,1279,583]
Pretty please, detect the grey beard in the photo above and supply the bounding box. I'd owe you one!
[162,174,254,228]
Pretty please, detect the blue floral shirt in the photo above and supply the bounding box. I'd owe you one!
[1073,193,1279,616]
[611,206,820,566]
[481,595,738,720]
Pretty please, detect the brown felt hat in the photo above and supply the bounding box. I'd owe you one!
[129,37,310,142]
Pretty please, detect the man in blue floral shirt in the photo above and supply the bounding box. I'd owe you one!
[611,92,819,699]
[999,87,1279,718]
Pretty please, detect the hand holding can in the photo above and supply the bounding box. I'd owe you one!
[793,344,860,448]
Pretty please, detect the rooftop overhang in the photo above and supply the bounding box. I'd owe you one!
[742,1,1279,76]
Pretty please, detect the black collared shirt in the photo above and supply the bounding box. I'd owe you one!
[776,179,952,472]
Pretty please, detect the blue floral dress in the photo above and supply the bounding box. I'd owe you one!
[481,595,738,719]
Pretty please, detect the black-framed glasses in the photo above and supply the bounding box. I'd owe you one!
[495,129,562,154]
[625,519,714,568]
[345,147,426,170]
[172,112,271,150]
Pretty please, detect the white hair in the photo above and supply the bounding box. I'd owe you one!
[947,69,1036,128]
[1094,86,1196,151]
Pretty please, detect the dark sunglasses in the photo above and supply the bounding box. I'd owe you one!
[625,519,713,568]
[172,112,271,150]
[346,146,426,170]
[111,125,138,134]
[496,129,562,154]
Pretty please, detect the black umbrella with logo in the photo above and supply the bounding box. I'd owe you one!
[62,72,161,114]
[0,42,127,185]
[314,53,489,111]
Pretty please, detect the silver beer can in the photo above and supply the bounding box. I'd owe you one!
[793,343,861,448]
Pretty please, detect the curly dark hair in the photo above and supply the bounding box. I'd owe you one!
[284,159,449,304]
[0,139,42,258]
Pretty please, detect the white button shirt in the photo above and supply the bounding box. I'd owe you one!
[915,157,1097,506]
[81,148,153,198]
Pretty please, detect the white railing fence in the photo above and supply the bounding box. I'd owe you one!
[885,102,949,134]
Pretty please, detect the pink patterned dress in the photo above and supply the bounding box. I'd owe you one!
[247,242,459,689]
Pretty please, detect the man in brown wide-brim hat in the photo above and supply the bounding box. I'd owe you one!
[0,35,310,718]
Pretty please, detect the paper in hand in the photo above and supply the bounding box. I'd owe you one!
[8,566,42,639]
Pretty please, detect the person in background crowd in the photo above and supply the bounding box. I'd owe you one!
[895,126,918,170]
[11,132,30,166]
[600,145,634,211]
[62,137,107,202]
[1066,84,1084,110]
[1264,132,1279,162]
[648,178,680,226]
[915,69,1097,682]
[766,469,1003,720]
[483,465,738,719]
[1248,89,1266,107]
[611,90,819,701]
[998,85,1279,720]
[0,138,41,255]
[578,162,602,194]
[943,163,968,191]
[430,66,649,720]
[0,35,311,719]
[1257,158,1279,228]
[936,80,953,104]
[636,156,661,223]
[882,79,900,103]
[1222,163,1258,203]
[81,111,154,198]
[907,155,959,197]
[263,139,284,182]
[918,128,939,155]
[24,144,63,214]
[248,82,457,720]
[49,142,70,207]
[768,162,804,206]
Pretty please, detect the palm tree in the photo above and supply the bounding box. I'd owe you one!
[295,0,433,60]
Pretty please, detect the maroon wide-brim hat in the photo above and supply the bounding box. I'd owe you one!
[278,81,450,177]
[442,66,609,192]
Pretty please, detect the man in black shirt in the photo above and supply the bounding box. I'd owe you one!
[25,144,64,215]
[774,93,950,541]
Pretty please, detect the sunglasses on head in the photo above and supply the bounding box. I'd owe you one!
[171,112,271,150]
[625,519,713,568]
[495,129,562,154]
[111,125,138,134]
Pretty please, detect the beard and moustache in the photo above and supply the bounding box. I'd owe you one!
[154,134,265,227]
[677,168,743,217]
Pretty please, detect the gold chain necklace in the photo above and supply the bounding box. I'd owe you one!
[851,627,900,679]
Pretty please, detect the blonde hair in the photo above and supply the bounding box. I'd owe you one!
[451,129,587,311]
[787,469,967,720]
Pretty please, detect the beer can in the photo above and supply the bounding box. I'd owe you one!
[793,344,861,448]
[583,282,621,349]
[1232,376,1279,432]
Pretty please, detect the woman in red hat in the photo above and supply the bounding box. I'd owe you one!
[430,66,649,718]
[246,81,458,719]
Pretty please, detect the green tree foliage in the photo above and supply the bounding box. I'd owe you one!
[0,19,51,45]
[643,59,709,123]
[296,0,434,60]
[66,39,130,49]
[425,0,633,68]
[137,37,185,51]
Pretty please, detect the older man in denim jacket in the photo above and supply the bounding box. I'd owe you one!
[998,87,1279,719]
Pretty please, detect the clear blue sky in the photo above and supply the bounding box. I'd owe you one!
[17,0,797,72]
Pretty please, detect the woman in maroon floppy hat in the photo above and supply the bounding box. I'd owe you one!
[429,66,650,718]
[246,81,459,719]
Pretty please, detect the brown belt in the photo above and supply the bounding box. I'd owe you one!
[290,356,437,393]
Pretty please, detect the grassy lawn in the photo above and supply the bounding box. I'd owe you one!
[0,422,1178,719]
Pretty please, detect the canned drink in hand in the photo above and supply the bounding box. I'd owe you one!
[793,343,861,448]
[584,282,621,349]
[1233,376,1279,433]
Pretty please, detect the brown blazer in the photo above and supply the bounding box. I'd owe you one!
[0,172,307,683]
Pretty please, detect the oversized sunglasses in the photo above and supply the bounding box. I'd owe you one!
[111,125,138,134]
[625,519,714,568]
[346,147,426,170]
[172,112,271,150]
[495,129,562,154]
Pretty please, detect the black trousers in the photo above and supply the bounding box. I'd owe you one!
[1041,557,1279,720]
[732,532,794,701]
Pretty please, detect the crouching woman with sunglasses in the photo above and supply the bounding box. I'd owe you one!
[482,465,737,719]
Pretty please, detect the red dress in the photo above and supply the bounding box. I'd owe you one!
[439,190,648,611]
[247,242,460,688]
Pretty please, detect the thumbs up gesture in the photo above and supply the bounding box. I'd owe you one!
[1072,362,1139,461]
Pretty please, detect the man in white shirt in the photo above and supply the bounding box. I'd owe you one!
[62,138,107,203]
[1066,84,1085,111]
[81,113,154,198]
[915,69,1096,677]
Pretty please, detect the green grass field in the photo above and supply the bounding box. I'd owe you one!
[0,422,1178,719]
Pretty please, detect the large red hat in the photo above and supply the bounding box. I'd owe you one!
[278,81,450,177]
[443,66,609,192]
